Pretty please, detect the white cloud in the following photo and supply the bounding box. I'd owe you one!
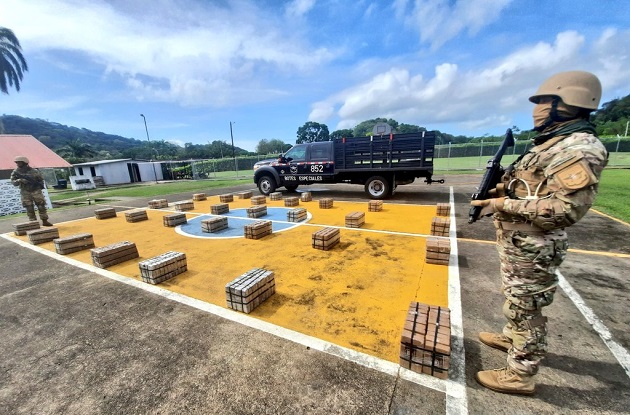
[309,30,629,134]
[399,0,513,49]
[2,0,335,107]
[285,0,317,19]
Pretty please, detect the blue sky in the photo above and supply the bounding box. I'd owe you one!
[2,0,629,152]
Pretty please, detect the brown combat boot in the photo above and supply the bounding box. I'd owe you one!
[42,220,53,227]
[476,367,535,395]
[479,332,512,352]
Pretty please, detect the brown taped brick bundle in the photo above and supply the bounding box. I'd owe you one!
[269,192,283,201]
[211,203,229,215]
[284,196,299,207]
[27,227,59,245]
[13,221,40,236]
[345,211,365,228]
[436,203,450,217]
[139,251,187,284]
[202,216,228,233]
[225,268,275,313]
[300,192,312,202]
[91,241,139,268]
[174,201,194,212]
[148,199,168,208]
[237,191,253,199]
[251,195,267,205]
[430,217,450,237]
[368,200,383,212]
[247,205,267,218]
[312,227,340,250]
[192,193,207,201]
[400,302,451,379]
[54,233,95,254]
[125,209,148,223]
[94,207,117,220]
[287,207,307,222]
[244,220,272,239]
[425,237,451,265]
[319,198,333,209]
[219,194,234,203]
[163,213,187,227]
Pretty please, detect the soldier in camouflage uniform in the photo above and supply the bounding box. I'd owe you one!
[470,71,608,395]
[10,156,53,226]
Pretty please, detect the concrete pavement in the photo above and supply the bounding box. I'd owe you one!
[1,178,629,414]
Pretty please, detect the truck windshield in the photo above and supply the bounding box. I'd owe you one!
[284,145,307,162]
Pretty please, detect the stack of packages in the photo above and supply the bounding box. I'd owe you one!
[400,302,451,379]
[225,268,276,313]
[138,251,187,284]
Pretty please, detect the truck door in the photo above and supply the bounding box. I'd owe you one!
[277,144,308,184]
[307,142,334,179]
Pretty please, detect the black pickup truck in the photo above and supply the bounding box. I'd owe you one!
[253,131,442,199]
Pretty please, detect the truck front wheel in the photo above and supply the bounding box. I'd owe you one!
[257,175,277,195]
[365,176,390,200]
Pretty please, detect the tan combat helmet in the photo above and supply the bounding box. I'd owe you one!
[14,156,30,164]
[529,70,602,110]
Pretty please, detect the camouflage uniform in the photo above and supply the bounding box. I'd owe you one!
[493,120,608,375]
[10,165,49,222]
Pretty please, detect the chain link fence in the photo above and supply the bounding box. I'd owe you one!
[136,137,630,180]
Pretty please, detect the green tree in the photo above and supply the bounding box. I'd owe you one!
[57,138,96,162]
[397,123,426,134]
[296,121,330,144]
[1,27,28,94]
[330,129,354,140]
[256,138,290,155]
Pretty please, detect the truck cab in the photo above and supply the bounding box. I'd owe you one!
[254,141,335,195]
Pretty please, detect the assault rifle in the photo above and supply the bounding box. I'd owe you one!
[13,172,44,189]
[468,128,515,224]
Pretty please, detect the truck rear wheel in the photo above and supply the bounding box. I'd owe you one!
[284,184,299,192]
[365,176,390,199]
[257,175,276,195]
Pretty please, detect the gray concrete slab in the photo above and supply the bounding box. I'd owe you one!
[1,177,628,414]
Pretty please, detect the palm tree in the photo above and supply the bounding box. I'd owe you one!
[58,139,96,162]
[1,27,28,94]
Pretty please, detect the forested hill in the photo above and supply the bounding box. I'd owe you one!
[0,114,142,154]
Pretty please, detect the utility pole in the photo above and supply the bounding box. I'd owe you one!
[140,114,158,183]
[230,121,238,176]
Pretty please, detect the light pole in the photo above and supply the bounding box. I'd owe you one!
[140,114,150,141]
[230,121,238,176]
[140,114,158,183]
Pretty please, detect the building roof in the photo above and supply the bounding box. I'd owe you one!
[73,159,133,166]
[0,134,72,169]
[72,158,152,166]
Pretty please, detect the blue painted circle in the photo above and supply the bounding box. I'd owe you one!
[176,207,308,239]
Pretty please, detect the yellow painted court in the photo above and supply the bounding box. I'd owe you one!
[10,195,450,363]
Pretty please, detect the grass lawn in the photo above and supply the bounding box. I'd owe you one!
[48,178,251,202]
[39,156,630,224]
[593,168,630,221]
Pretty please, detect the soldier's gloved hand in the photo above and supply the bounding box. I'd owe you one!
[470,198,505,217]
[488,183,506,198]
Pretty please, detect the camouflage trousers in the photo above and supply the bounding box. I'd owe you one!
[495,224,568,376]
[21,190,49,222]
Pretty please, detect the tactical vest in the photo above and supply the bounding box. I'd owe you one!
[502,135,567,200]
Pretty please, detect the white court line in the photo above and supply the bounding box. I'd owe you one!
[557,272,630,379]
[1,232,450,395]
[445,187,468,415]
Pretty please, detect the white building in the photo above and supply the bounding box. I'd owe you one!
[71,159,163,188]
